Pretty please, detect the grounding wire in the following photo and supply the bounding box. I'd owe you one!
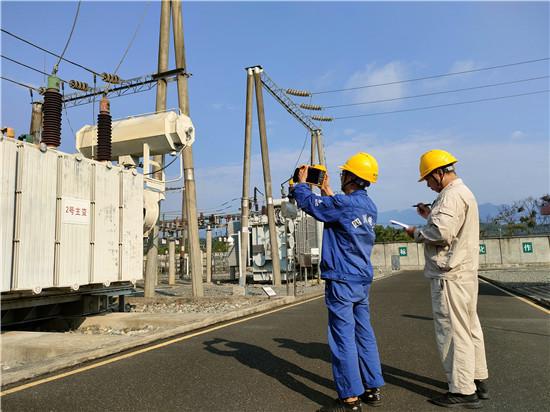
[53,0,82,74]
[1,54,67,83]
[0,76,42,92]
[112,2,151,76]
[324,75,550,109]
[0,28,101,76]
[312,57,550,95]
[292,131,311,171]
[332,90,549,120]
[142,145,185,176]
[61,83,76,138]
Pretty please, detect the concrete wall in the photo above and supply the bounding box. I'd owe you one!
[374,235,550,271]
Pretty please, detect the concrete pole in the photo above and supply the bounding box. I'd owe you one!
[144,0,171,298]
[29,101,43,144]
[206,225,212,283]
[239,68,254,288]
[316,130,326,168]
[252,67,281,286]
[310,130,317,165]
[179,186,187,278]
[172,0,203,297]
[315,129,325,284]
[168,239,176,285]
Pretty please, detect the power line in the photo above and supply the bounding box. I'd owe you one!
[1,54,67,83]
[312,58,550,95]
[324,76,549,108]
[142,145,185,176]
[112,2,151,76]
[332,90,549,120]
[0,76,42,92]
[1,28,101,76]
[54,0,82,73]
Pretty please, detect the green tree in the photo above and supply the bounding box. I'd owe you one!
[374,225,410,243]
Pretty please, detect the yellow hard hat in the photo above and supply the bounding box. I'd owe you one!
[339,152,379,183]
[418,149,458,181]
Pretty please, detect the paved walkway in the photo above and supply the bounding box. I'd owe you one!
[2,271,549,411]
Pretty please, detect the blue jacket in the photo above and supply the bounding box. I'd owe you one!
[292,183,377,283]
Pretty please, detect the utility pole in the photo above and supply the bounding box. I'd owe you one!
[179,186,187,278]
[172,0,203,297]
[168,238,176,285]
[310,130,318,166]
[315,129,326,168]
[315,129,325,284]
[29,101,43,144]
[253,67,281,286]
[239,68,254,289]
[144,0,171,298]
[206,225,212,283]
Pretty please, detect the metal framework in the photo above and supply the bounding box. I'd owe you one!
[255,67,320,133]
[62,68,188,108]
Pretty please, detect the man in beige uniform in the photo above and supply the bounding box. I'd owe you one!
[406,150,489,409]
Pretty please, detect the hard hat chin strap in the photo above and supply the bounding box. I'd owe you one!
[432,164,455,190]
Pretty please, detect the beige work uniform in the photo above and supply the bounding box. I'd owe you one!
[414,178,488,394]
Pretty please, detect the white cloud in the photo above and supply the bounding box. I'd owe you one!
[163,129,548,215]
[423,59,477,90]
[448,60,476,74]
[345,62,407,109]
[511,130,526,140]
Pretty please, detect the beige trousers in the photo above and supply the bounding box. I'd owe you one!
[430,276,489,394]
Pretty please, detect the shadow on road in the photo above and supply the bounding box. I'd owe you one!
[203,337,334,405]
[402,314,433,321]
[274,338,447,399]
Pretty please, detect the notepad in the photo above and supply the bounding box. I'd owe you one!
[389,219,410,229]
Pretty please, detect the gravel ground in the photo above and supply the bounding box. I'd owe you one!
[479,267,549,284]
[130,276,325,315]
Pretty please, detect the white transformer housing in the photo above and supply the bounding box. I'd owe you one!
[75,111,195,159]
[0,138,143,294]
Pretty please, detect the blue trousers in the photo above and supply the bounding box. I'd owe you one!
[325,280,385,399]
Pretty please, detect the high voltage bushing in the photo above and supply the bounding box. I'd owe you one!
[42,75,62,147]
[96,96,112,161]
[101,73,122,84]
[69,80,90,91]
[311,115,334,122]
[286,88,311,97]
[299,103,322,111]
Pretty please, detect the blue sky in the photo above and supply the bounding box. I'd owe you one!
[1,1,548,219]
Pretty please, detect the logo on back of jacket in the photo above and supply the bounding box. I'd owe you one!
[351,214,375,229]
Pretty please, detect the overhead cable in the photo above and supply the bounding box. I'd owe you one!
[1,54,67,82]
[0,76,42,92]
[312,58,550,95]
[53,0,82,73]
[324,75,550,108]
[332,90,549,120]
[1,28,101,76]
[112,2,151,76]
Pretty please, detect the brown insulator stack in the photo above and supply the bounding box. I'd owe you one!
[42,89,62,147]
[96,96,112,162]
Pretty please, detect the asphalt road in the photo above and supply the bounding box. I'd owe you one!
[2,271,549,411]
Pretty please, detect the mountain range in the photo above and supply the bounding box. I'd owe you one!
[377,203,502,227]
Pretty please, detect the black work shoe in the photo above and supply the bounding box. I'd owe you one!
[474,380,489,400]
[429,392,482,409]
[360,388,382,407]
[317,398,362,412]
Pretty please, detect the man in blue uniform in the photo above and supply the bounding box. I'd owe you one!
[292,152,384,412]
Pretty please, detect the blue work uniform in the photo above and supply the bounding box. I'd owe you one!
[293,183,385,399]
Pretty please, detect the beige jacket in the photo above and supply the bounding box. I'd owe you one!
[414,178,479,280]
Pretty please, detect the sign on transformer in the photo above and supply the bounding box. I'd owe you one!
[0,137,143,294]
